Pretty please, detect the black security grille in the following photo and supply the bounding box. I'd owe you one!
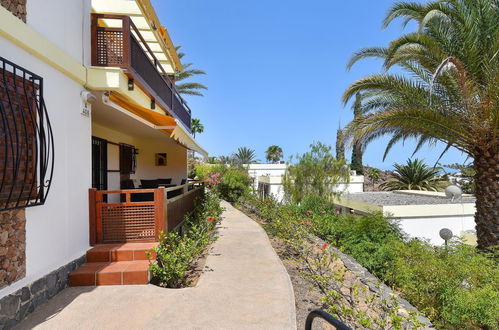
[0,56,54,211]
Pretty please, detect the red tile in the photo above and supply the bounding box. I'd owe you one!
[124,260,150,272]
[123,271,148,285]
[87,250,110,262]
[111,249,134,261]
[96,271,122,285]
[100,262,130,273]
[133,249,154,260]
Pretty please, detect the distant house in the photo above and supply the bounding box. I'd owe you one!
[333,190,476,245]
[247,163,364,202]
[0,0,207,326]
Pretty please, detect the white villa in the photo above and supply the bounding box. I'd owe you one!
[247,163,364,202]
[0,0,207,326]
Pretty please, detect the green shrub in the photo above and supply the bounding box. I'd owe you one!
[194,163,251,202]
[386,240,499,329]
[241,196,499,329]
[216,168,251,202]
[149,191,224,288]
[316,213,403,277]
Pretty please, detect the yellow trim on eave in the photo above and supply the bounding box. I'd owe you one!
[135,0,183,72]
[0,6,86,84]
[86,67,172,116]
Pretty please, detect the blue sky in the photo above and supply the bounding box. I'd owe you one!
[153,0,469,170]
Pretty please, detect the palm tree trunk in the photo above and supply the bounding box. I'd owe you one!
[474,147,499,250]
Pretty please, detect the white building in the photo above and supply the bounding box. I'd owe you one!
[0,1,207,326]
[247,164,365,202]
[333,190,476,245]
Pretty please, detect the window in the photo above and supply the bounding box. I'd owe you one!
[0,56,54,211]
[119,143,137,174]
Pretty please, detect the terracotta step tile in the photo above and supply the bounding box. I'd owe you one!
[110,249,134,262]
[87,243,159,262]
[124,260,150,271]
[96,271,122,285]
[123,271,149,285]
[68,262,107,286]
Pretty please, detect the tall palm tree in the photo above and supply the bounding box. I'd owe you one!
[265,145,283,163]
[234,147,257,165]
[174,46,208,96]
[380,159,447,191]
[343,0,498,249]
[191,118,204,138]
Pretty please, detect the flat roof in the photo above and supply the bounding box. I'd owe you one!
[342,192,475,206]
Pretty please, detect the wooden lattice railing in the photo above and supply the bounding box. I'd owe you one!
[89,184,204,244]
[90,13,192,131]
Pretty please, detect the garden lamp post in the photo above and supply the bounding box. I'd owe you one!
[439,228,453,247]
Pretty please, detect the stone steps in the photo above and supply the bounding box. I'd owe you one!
[69,243,158,286]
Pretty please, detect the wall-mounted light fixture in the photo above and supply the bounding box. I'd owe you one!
[151,99,156,109]
[128,78,134,91]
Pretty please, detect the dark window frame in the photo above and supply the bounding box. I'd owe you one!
[0,56,54,211]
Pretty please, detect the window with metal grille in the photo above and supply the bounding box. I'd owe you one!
[0,56,54,211]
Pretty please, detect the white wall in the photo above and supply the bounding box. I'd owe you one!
[397,215,476,246]
[0,1,91,297]
[92,122,188,189]
[247,164,287,190]
[26,0,89,65]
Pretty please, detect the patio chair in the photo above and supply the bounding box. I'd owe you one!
[133,179,158,202]
[157,178,172,185]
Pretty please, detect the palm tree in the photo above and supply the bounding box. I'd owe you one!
[174,46,207,96]
[265,145,283,163]
[234,147,257,165]
[343,0,498,249]
[191,118,204,138]
[367,167,381,191]
[380,159,447,191]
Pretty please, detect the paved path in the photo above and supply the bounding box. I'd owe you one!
[16,201,296,330]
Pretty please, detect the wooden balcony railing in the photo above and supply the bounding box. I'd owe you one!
[88,183,204,244]
[91,13,192,132]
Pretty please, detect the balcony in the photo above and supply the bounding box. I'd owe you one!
[88,183,204,244]
[91,14,192,132]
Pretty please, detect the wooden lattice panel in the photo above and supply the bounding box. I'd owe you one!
[96,30,124,66]
[101,204,156,242]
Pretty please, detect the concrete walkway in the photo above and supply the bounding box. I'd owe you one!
[16,201,296,330]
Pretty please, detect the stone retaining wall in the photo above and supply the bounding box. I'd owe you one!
[0,255,85,329]
[1,0,27,22]
[0,209,26,289]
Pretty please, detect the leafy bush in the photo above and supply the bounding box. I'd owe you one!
[313,212,403,277]
[386,240,499,329]
[149,191,224,288]
[194,163,251,202]
[216,168,251,202]
[282,142,348,204]
[242,196,499,329]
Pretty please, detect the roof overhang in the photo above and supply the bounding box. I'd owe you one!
[105,93,208,157]
[91,0,182,74]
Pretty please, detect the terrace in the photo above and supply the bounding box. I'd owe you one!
[91,13,192,132]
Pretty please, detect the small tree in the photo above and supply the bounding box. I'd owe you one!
[335,128,345,161]
[283,142,349,204]
[366,168,381,191]
[350,93,364,175]
[191,118,204,138]
[265,145,283,163]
